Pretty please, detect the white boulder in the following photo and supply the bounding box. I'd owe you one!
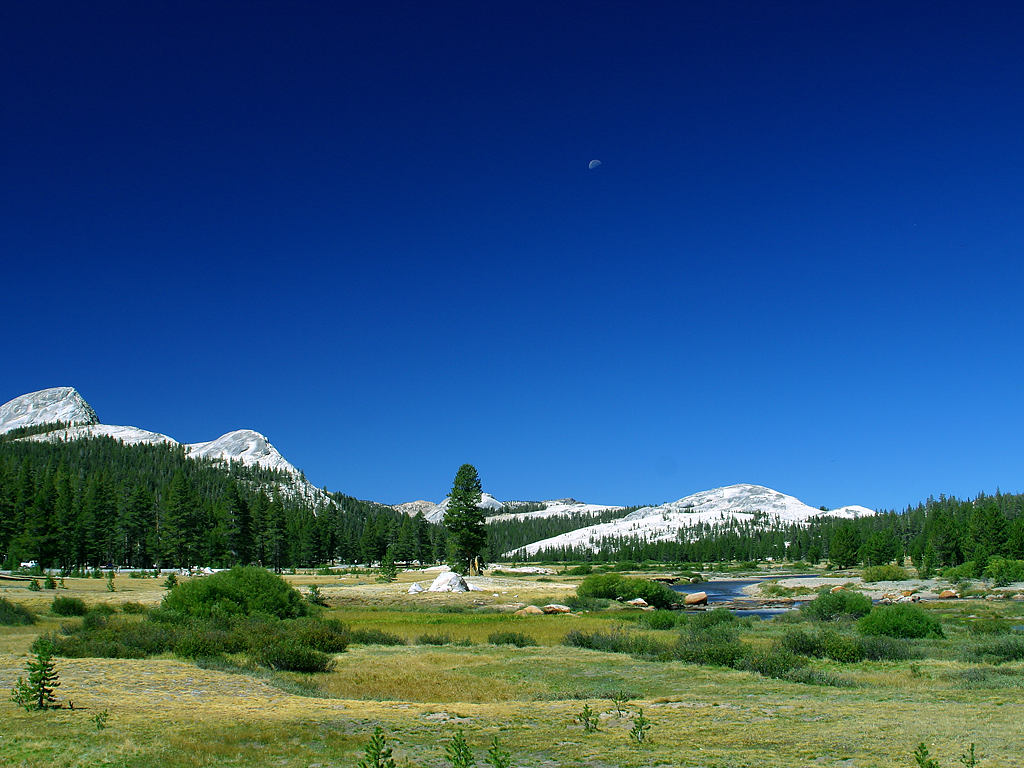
[428,572,470,593]
[408,582,424,594]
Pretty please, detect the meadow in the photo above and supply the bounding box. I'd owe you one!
[1,567,1022,768]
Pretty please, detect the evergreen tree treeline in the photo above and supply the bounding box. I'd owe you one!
[0,435,445,570]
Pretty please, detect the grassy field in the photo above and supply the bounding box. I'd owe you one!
[1,570,1022,768]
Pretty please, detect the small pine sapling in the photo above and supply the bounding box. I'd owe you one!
[444,729,477,768]
[484,736,512,768]
[43,575,57,590]
[163,572,178,590]
[28,579,41,592]
[10,640,61,711]
[913,743,940,768]
[629,708,652,745]
[576,702,599,733]
[610,691,631,718]
[92,710,110,730]
[106,572,116,592]
[306,584,328,607]
[959,743,978,768]
[356,725,397,768]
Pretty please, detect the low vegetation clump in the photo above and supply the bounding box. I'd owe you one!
[983,557,1024,587]
[576,573,678,609]
[858,605,944,639]
[861,564,910,582]
[636,610,680,630]
[50,596,88,617]
[0,597,35,626]
[801,588,872,621]
[961,637,1024,664]
[348,628,406,646]
[37,569,353,672]
[488,631,538,647]
[161,566,308,619]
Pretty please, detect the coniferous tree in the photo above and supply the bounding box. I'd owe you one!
[444,464,486,574]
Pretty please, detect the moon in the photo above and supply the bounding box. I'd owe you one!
[588,159,601,170]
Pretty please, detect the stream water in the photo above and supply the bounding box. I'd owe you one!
[670,573,822,619]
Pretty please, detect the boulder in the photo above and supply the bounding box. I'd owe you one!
[1013,593,1024,601]
[938,589,959,599]
[901,590,915,597]
[626,597,649,607]
[407,582,424,594]
[542,604,572,614]
[514,605,544,616]
[684,591,708,606]
[428,572,469,593]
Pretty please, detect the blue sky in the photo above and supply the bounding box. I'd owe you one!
[3,2,1023,510]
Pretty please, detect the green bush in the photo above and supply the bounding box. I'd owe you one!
[858,605,944,639]
[576,573,678,609]
[741,643,807,679]
[562,628,667,658]
[566,564,593,575]
[0,597,35,626]
[862,565,910,582]
[962,637,1024,664]
[860,635,915,661]
[488,631,538,647]
[983,557,1024,587]
[801,588,872,621]
[417,633,454,645]
[348,628,406,645]
[636,610,679,630]
[820,630,865,663]
[288,617,350,653]
[781,628,824,657]
[672,625,746,667]
[51,597,88,616]
[174,630,233,659]
[161,566,308,620]
[255,636,335,673]
[121,602,149,615]
[687,608,737,630]
[941,562,978,581]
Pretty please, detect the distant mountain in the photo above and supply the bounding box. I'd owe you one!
[0,386,98,432]
[0,387,322,502]
[510,483,875,556]
[395,492,504,524]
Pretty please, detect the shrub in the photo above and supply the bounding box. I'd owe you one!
[672,625,745,667]
[801,588,872,621]
[288,617,350,653]
[562,628,666,658]
[781,628,824,657]
[161,566,308,620]
[858,605,944,639]
[0,597,35,626]
[417,633,454,645]
[566,564,593,575]
[174,630,232,659]
[576,573,677,609]
[488,631,538,647]
[255,636,335,673]
[348,628,406,646]
[741,643,807,679]
[51,597,88,616]
[941,562,978,581]
[82,609,112,631]
[962,637,1024,664]
[983,557,1024,587]
[862,565,910,582]
[688,608,736,630]
[121,602,149,615]
[860,635,915,661]
[636,610,679,630]
[820,630,865,663]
